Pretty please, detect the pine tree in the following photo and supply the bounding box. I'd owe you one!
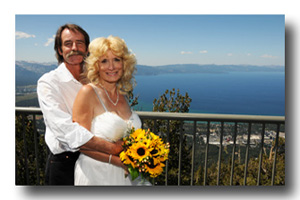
[15,114,47,185]
[144,88,192,185]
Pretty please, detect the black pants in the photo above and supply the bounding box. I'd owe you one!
[45,151,80,185]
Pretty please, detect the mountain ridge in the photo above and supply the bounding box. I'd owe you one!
[15,61,284,86]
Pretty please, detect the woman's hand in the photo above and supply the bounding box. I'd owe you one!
[110,154,129,175]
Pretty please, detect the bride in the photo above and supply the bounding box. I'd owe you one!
[72,36,150,185]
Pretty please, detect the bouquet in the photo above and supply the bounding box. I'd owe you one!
[119,128,170,181]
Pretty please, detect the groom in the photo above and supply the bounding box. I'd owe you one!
[37,24,123,185]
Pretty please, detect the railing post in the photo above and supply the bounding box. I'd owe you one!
[165,120,170,186]
[217,122,224,185]
[230,122,238,185]
[243,123,252,185]
[190,121,197,185]
[141,118,144,129]
[21,113,29,185]
[257,123,265,186]
[33,115,40,185]
[203,121,210,186]
[178,120,183,185]
[271,123,280,185]
[152,119,158,185]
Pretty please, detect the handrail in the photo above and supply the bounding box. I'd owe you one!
[15,107,285,123]
[136,111,285,123]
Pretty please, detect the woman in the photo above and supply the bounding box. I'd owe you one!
[73,36,149,185]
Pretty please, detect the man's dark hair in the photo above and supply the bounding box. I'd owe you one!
[54,24,90,64]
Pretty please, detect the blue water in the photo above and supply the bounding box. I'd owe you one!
[132,72,285,116]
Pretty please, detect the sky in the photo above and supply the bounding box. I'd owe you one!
[15,15,285,66]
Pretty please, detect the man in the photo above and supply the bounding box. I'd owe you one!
[37,24,123,185]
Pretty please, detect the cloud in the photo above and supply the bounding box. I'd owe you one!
[261,54,277,59]
[246,53,251,56]
[180,51,193,55]
[44,35,55,47]
[15,31,36,39]
[227,53,233,56]
[199,50,208,54]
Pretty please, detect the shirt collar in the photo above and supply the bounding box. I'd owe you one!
[57,62,81,84]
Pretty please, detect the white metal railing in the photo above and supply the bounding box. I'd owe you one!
[15,107,285,186]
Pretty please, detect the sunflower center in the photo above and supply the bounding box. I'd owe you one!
[150,149,159,158]
[128,155,134,162]
[146,160,158,169]
[150,149,158,155]
[137,148,145,156]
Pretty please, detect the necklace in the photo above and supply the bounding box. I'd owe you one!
[99,83,119,106]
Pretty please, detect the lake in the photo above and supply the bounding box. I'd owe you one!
[132,72,285,116]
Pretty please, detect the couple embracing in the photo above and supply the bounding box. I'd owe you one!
[37,24,150,186]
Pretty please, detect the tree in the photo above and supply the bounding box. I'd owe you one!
[127,90,139,108]
[15,114,47,185]
[144,88,192,185]
[193,137,285,185]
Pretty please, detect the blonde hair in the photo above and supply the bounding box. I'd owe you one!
[82,35,137,94]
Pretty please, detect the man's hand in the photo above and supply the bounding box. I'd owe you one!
[112,140,124,155]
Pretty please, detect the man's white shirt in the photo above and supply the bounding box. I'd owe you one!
[37,63,93,154]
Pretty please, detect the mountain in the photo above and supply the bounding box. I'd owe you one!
[138,64,285,74]
[16,61,57,86]
[15,61,284,86]
[15,61,285,107]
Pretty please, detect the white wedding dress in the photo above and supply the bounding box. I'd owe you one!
[74,84,151,186]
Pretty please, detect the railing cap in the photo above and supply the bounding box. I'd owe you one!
[136,111,285,123]
[15,107,285,123]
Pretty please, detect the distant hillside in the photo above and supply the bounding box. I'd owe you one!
[15,61,284,86]
[138,64,284,74]
[16,61,57,86]
[15,61,285,107]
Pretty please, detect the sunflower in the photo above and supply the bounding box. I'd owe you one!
[120,127,170,180]
[119,150,136,167]
[145,161,165,178]
[149,131,159,140]
[142,137,153,147]
[128,142,152,162]
[131,129,146,142]
[157,143,170,158]
[160,147,170,161]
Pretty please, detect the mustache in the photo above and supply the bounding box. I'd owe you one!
[66,50,86,58]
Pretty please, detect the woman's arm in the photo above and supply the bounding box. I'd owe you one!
[72,85,94,131]
[80,148,128,172]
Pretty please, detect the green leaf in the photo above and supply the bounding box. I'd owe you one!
[128,166,139,181]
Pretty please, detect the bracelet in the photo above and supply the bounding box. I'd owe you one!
[108,154,112,164]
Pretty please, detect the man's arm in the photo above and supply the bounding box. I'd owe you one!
[37,78,95,153]
[72,84,123,155]
[38,79,123,154]
[81,137,123,155]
